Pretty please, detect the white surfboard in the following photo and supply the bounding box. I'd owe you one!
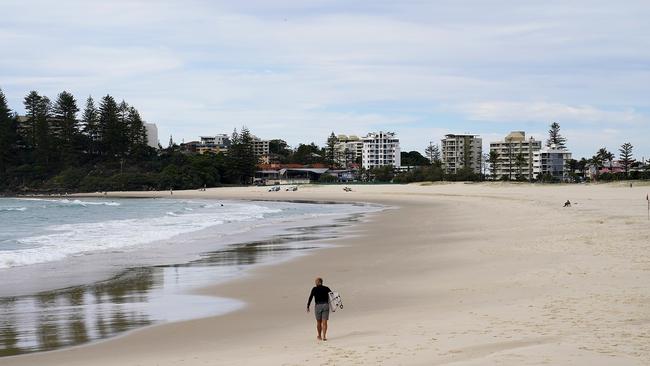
[328,291,343,312]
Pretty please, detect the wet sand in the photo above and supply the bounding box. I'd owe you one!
[2,182,649,365]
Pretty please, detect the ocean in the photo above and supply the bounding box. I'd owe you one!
[0,196,377,356]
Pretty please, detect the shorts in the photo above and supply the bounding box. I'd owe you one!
[315,303,330,321]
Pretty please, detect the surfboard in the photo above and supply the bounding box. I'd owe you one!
[328,291,343,312]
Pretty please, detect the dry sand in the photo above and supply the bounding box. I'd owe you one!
[2,182,649,365]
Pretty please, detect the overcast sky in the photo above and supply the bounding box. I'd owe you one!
[1,0,649,159]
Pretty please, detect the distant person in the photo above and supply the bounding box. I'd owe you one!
[307,277,331,341]
[170,187,173,196]
[564,200,571,207]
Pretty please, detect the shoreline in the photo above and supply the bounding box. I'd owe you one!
[0,198,377,357]
[2,183,649,365]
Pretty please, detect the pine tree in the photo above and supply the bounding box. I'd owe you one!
[488,150,499,180]
[618,142,634,177]
[34,96,52,167]
[23,91,43,148]
[425,143,441,165]
[326,132,337,167]
[82,96,99,155]
[126,106,147,150]
[239,127,257,183]
[98,95,121,158]
[53,91,80,163]
[546,122,566,149]
[0,89,17,174]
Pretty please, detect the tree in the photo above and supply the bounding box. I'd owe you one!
[515,152,526,180]
[546,122,566,149]
[372,165,394,182]
[98,95,122,158]
[0,89,17,174]
[33,95,53,167]
[591,147,613,179]
[238,127,258,182]
[425,143,441,165]
[269,139,292,163]
[488,150,499,180]
[326,132,337,167]
[53,91,80,163]
[401,151,430,166]
[577,157,589,179]
[619,142,634,177]
[82,96,99,155]
[292,143,322,165]
[126,107,147,150]
[23,91,43,148]
[604,149,615,173]
[226,127,257,184]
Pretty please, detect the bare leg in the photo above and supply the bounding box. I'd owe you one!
[316,320,322,340]
[322,320,328,341]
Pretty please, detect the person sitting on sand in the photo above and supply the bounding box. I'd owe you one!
[307,277,331,341]
[564,200,571,207]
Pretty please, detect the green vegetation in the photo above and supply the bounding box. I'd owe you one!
[0,88,258,192]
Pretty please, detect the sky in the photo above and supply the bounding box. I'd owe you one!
[1,0,649,160]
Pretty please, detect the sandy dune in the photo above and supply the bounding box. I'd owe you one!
[2,182,649,365]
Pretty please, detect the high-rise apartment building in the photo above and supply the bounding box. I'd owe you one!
[489,131,541,180]
[440,134,482,174]
[251,135,270,164]
[361,131,401,169]
[333,134,364,167]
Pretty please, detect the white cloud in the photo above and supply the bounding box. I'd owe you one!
[454,101,649,126]
[1,0,649,158]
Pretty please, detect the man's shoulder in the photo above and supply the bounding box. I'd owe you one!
[324,286,332,292]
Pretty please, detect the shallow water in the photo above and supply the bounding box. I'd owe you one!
[0,202,367,357]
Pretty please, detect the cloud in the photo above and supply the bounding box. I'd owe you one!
[453,101,649,125]
[1,0,649,159]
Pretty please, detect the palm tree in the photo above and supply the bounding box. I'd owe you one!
[605,151,615,173]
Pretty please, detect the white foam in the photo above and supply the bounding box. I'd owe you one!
[12,198,121,206]
[0,207,27,212]
[0,203,281,269]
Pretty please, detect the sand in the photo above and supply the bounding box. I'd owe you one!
[2,182,649,365]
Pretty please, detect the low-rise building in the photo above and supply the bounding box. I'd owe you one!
[361,131,401,170]
[489,131,541,180]
[441,134,482,174]
[532,145,572,181]
[197,134,231,154]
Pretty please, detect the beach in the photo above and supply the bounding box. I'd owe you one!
[2,182,649,365]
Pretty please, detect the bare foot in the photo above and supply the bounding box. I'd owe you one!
[317,336,322,341]
[323,337,327,341]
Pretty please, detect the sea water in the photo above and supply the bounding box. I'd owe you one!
[0,197,378,356]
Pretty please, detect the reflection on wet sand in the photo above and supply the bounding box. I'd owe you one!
[0,214,359,357]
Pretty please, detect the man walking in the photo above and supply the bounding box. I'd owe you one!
[307,277,331,341]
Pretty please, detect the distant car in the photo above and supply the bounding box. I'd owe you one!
[286,186,298,191]
[268,186,281,192]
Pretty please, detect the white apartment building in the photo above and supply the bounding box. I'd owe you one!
[441,134,482,174]
[361,131,401,170]
[489,131,542,180]
[334,134,364,167]
[144,123,159,148]
[532,145,572,181]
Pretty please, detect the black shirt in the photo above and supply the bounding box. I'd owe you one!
[307,285,331,306]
